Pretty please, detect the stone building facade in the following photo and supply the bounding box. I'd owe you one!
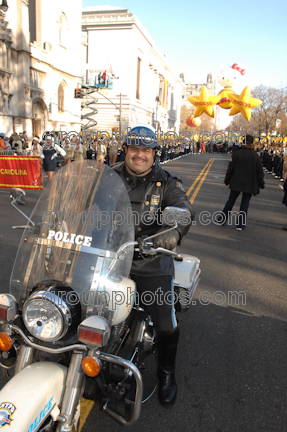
[182,73,215,100]
[0,0,82,139]
[81,6,184,133]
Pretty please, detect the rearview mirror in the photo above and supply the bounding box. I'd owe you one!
[162,207,191,227]
[10,188,27,205]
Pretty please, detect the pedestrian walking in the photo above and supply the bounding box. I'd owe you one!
[216,134,265,230]
[40,137,66,182]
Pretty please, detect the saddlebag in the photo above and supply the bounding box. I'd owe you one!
[173,253,201,312]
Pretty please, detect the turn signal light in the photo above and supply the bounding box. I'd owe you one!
[78,328,103,346]
[81,356,101,377]
[0,333,13,351]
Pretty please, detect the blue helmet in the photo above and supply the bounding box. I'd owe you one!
[125,123,158,149]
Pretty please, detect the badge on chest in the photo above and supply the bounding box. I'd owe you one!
[150,194,160,212]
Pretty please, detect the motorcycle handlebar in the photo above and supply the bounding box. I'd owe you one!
[134,244,183,261]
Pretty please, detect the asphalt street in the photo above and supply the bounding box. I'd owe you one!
[0,152,287,432]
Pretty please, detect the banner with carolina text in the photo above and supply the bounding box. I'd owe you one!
[0,156,43,190]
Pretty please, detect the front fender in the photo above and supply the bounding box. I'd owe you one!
[0,362,67,431]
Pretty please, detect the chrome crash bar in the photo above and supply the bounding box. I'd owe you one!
[9,325,86,354]
[100,352,143,427]
[9,324,143,427]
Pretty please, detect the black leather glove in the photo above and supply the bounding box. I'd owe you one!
[153,228,180,250]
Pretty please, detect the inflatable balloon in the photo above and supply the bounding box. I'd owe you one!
[186,115,194,127]
[217,64,240,88]
[186,115,202,127]
[228,86,262,121]
[192,117,201,127]
[187,86,220,118]
[217,88,236,109]
[231,63,246,76]
[217,63,243,109]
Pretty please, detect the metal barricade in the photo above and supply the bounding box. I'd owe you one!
[0,150,18,156]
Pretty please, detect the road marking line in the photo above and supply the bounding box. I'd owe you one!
[186,158,213,197]
[189,158,214,204]
[79,398,95,432]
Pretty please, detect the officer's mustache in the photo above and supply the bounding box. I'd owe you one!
[132,156,147,162]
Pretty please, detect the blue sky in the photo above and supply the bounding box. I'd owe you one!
[82,0,287,91]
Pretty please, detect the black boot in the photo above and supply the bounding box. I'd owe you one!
[155,325,180,407]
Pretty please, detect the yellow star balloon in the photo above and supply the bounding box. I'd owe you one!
[187,85,221,118]
[228,86,262,121]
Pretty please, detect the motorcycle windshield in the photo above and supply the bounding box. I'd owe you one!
[10,161,134,318]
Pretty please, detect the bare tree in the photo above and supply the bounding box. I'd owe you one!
[226,85,287,137]
[226,114,258,136]
[252,85,287,135]
[280,113,287,138]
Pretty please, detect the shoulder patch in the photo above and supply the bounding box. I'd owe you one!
[176,181,185,192]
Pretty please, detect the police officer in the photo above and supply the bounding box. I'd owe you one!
[112,124,195,406]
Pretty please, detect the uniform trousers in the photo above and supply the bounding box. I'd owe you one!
[222,190,252,229]
[131,275,177,331]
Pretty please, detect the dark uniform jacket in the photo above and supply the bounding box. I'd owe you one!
[283,178,287,206]
[224,147,265,195]
[113,161,195,276]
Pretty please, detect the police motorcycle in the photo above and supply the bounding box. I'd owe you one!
[0,160,200,431]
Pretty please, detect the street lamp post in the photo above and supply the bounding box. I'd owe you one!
[116,93,127,134]
[154,96,160,130]
[0,1,8,12]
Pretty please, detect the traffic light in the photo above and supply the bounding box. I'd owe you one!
[74,88,86,98]
[74,88,81,98]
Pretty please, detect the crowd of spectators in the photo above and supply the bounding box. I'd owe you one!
[0,131,29,153]
[1,130,286,228]
[255,141,287,182]
[255,140,287,230]
[1,130,286,175]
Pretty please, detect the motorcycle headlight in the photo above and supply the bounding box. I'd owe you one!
[23,281,81,342]
[23,299,64,341]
